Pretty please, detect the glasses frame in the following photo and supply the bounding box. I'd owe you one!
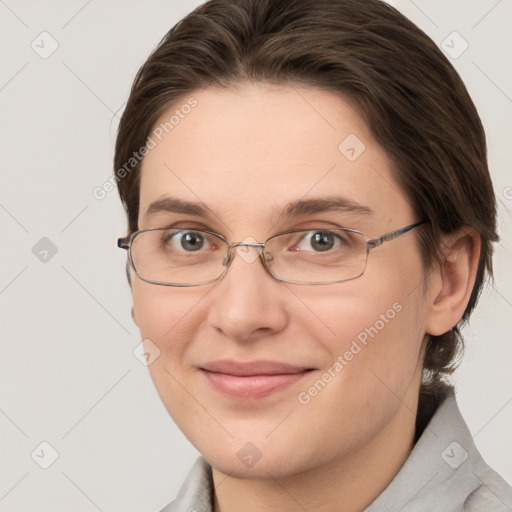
[117,221,427,287]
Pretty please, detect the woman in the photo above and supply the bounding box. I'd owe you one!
[114,0,512,510]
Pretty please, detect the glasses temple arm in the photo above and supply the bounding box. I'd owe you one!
[117,238,130,250]
[366,221,427,250]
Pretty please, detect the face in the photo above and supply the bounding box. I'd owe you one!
[131,84,430,479]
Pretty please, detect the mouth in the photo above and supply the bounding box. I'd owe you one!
[198,360,315,400]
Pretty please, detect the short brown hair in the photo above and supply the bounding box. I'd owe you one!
[114,0,498,398]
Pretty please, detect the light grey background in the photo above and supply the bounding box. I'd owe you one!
[0,1,510,510]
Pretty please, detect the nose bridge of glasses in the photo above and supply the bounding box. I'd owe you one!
[222,241,266,267]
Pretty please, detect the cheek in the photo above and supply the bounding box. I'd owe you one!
[289,285,426,458]
[131,281,201,392]
[132,281,208,427]
[302,269,425,358]
[132,281,202,347]
[299,262,428,397]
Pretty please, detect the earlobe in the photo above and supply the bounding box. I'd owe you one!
[425,230,481,336]
[131,306,139,326]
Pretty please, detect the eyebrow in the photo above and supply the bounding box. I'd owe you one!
[277,196,374,222]
[144,195,374,223]
[145,196,212,219]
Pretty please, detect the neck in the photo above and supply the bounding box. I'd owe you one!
[212,385,421,512]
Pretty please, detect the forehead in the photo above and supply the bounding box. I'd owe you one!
[138,84,412,230]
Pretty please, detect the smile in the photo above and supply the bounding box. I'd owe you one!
[199,360,314,400]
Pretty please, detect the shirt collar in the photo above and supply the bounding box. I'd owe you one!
[366,389,480,511]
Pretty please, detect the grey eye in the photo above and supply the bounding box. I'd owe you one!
[297,231,341,252]
[169,230,205,252]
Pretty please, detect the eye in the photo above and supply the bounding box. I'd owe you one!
[295,230,344,252]
[165,230,208,252]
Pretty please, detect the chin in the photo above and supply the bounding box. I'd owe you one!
[195,429,321,480]
[205,448,296,480]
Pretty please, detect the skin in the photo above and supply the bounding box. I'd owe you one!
[130,84,480,512]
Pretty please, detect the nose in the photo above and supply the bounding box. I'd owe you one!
[207,243,288,342]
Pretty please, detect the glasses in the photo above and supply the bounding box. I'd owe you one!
[117,221,427,286]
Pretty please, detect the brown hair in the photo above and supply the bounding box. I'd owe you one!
[114,0,498,399]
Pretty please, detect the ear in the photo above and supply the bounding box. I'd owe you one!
[425,229,481,336]
[131,306,139,327]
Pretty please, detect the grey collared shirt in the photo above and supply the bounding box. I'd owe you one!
[161,391,512,511]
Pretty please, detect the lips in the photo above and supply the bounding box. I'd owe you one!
[199,360,314,400]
